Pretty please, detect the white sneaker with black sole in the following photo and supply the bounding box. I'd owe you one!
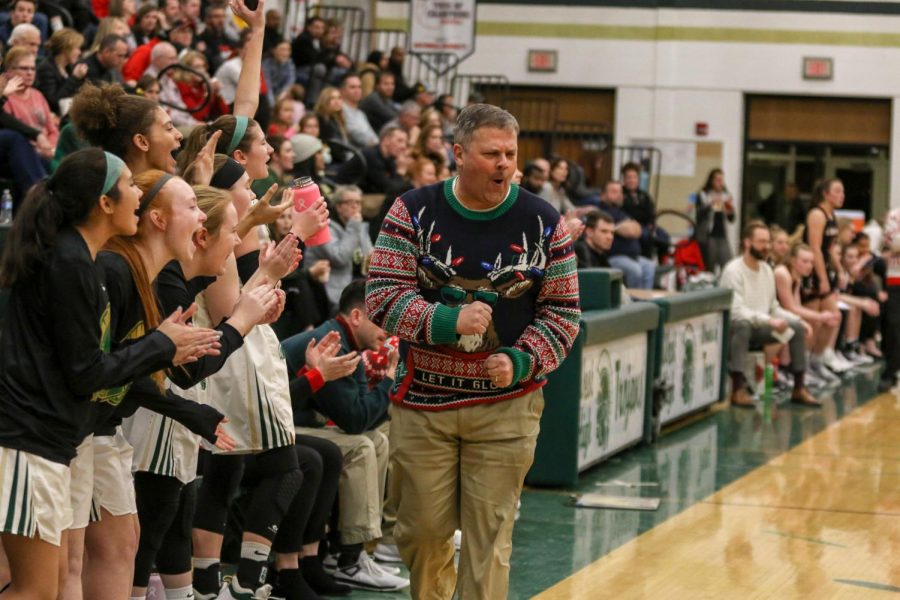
[333,551,409,592]
[373,542,403,563]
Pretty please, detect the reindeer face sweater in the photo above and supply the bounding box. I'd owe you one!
[366,178,581,410]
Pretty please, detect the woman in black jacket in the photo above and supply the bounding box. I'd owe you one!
[35,28,87,115]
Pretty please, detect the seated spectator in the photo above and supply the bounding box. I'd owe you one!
[520,161,547,196]
[720,222,816,406]
[262,38,295,106]
[575,210,615,269]
[357,49,387,97]
[359,70,397,134]
[174,49,228,121]
[178,0,200,26]
[197,1,236,73]
[262,8,282,54]
[768,224,790,267]
[386,45,411,102]
[35,28,87,115]
[289,132,330,195]
[2,47,58,161]
[411,122,450,174]
[434,93,457,141]
[268,97,298,137]
[0,0,47,47]
[540,157,578,214]
[414,85,437,114]
[848,232,886,358]
[164,15,195,53]
[598,180,655,289]
[290,16,324,74]
[305,185,373,307]
[418,105,441,130]
[773,243,840,387]
[132,3,160,47]
[280,280,409,592]
[315,20,352,85]
[157,0,181,31]
[369,155,437,243]
[86,16,131,55]
[335,124,408,194]
[7,23,41,55]
[621,161,664,257]
[339,72,378,149]
[144,40,199,126]
[384,99,420,145]
[314,85,350,148]
[251,134,294,198]
[836,242,879,365]
[280,83,306,127]
[298,113,320,138]
[82,33,128,86]
[108,0,138,50]
[135,72,160,101]
[0,72,49,204]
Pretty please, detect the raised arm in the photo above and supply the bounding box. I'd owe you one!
[229,0,265,118]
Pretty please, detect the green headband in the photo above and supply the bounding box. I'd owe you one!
[225,116,249,155]
[102,152,126,196]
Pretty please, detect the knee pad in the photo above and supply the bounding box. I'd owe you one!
[194,454,244,533]
[255,445,300,477]
[275,468,304,514]
[156,481,198,575]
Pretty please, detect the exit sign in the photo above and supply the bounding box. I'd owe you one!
[527,49,557,73]
[803,57,833,80]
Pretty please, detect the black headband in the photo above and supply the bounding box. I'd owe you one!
[138,173,174,215]
[210,158,245,190]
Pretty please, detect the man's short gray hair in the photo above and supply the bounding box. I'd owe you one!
[398,100,420,116]
[332,185,363,204]
[454,104,519,149]
[9,23,40,43]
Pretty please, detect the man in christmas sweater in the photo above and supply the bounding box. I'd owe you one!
[366,103,581,599]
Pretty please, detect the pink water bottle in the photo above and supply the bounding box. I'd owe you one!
[292,177,330,247]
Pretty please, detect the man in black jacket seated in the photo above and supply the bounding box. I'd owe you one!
[575,209,615,269]
[335,125,408,194]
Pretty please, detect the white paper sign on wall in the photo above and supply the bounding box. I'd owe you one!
[409,0,476,74]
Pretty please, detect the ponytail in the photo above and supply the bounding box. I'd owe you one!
[176,115,259,175]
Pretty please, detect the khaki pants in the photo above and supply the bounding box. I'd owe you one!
[378,416,398,545]
[391,390,544,600]
[296,426,388,545]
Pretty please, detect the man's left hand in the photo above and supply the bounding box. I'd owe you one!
[485,353,514,388]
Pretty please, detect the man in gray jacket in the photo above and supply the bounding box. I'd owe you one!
[306,185,373,307]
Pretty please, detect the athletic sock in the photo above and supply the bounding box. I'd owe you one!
[729,371,745,392]
[301,556,352,596]
[164,585,195,600]
[236,541,271,589]
[192,558,220,595]
[275,568,323,600]
[337,543,363,568]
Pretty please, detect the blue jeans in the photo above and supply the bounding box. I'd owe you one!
[608,254,656,289]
